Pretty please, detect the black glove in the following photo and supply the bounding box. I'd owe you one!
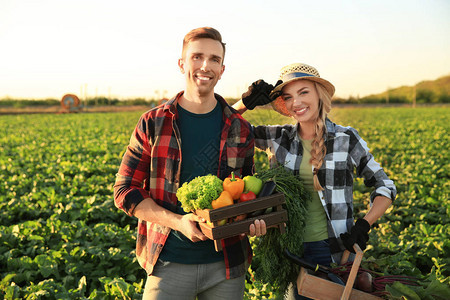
[242,80,282,110]
[340,218,371,253]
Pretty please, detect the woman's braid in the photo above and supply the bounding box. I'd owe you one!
[309,82,332,191]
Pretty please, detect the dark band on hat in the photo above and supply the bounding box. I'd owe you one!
[282,72,316,81]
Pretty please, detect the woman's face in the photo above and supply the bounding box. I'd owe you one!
[281,79,320,125]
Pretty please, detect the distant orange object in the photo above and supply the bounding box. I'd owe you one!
[158,98,168,105]
[61,94,80,111]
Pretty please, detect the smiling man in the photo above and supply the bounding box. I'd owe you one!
[114,27,266,299]
[179,37,225,109]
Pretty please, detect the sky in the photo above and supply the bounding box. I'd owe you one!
[0,0,449,100]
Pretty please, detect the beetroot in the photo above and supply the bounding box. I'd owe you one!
[356,272,373,292]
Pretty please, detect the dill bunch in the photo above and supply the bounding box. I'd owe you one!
[251,165,312,294]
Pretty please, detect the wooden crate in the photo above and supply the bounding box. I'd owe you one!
[196,193,288,251]
[296,245,382,300]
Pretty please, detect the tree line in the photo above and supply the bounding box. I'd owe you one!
[1,75,449,107]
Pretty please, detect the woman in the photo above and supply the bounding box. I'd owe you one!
[233,63,396,299]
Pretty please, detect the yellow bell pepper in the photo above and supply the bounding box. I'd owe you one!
[223,172,245,200]
[211,190,234,209]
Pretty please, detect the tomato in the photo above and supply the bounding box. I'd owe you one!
[239,191,256,202]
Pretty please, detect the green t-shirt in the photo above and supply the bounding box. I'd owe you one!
[159,101,224,264]
[299,137,329,242]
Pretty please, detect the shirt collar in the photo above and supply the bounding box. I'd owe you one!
[290,123,301,141]
[164,91,232,117]
[324,118,335,141]
[163,92,182,115]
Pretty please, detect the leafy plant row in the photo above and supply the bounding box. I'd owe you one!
[0,107,448,299]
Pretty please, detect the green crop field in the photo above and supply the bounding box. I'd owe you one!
[0,106,449,299]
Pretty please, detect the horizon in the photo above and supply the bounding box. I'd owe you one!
[1,0,449,100]
[1,72,448,102]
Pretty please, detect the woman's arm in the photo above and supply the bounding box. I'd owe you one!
[348,127,397,202]
[234,80,279,113]
[340,195,392,252]
[232,99,247,115]
[363,195,392,225]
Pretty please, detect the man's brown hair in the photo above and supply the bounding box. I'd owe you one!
[182,27,226,63]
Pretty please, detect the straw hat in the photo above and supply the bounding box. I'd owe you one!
[271,63,335,116]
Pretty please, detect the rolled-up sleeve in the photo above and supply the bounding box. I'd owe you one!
[348,128,397,203]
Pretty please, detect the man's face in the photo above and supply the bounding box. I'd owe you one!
[178,38,225,97]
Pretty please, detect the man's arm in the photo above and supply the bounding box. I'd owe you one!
[133,197,209,242]
[134,197,266,239]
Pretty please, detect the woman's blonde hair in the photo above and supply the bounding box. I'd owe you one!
[309,82,332,191]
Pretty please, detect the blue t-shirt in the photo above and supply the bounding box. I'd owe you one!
[159,101,224,263]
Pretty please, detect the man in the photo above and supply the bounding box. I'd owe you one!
[114,27,266,299]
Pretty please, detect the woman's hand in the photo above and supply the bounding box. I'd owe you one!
[340,218,370,252]
[340,196,392,252]
[242,80,282,110]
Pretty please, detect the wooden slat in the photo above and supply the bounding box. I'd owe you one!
[208,193,285,220]
[195,193,288,252]
[296,267,381,300]
[195,193,285,222]
[340,249,351,265]
[198,210,288,240]
[341,244,363,300]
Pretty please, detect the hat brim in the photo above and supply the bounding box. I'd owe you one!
[272,76,335,98]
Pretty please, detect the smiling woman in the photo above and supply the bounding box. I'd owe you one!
[233,62,399,299]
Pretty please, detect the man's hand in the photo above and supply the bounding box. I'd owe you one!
[242,80,282,110]
[178,214,209,242]
[248,219,267,237]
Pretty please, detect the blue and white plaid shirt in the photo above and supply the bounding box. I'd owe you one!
[253,118,396,262]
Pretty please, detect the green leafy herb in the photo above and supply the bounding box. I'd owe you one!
[251,165,312,294]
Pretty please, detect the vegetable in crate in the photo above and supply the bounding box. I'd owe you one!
[239,191,256,202]
[223,172,245,200]
[211,190,234,226]
[211,190,234,209]
[234,191,257,222]
[242,175,263,196]
[176,174,223,212]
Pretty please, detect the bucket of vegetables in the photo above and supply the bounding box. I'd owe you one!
[176,172,288,251]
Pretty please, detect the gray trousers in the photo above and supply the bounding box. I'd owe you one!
[143,259,245,300]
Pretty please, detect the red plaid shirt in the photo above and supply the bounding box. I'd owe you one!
[114,92,255,279]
